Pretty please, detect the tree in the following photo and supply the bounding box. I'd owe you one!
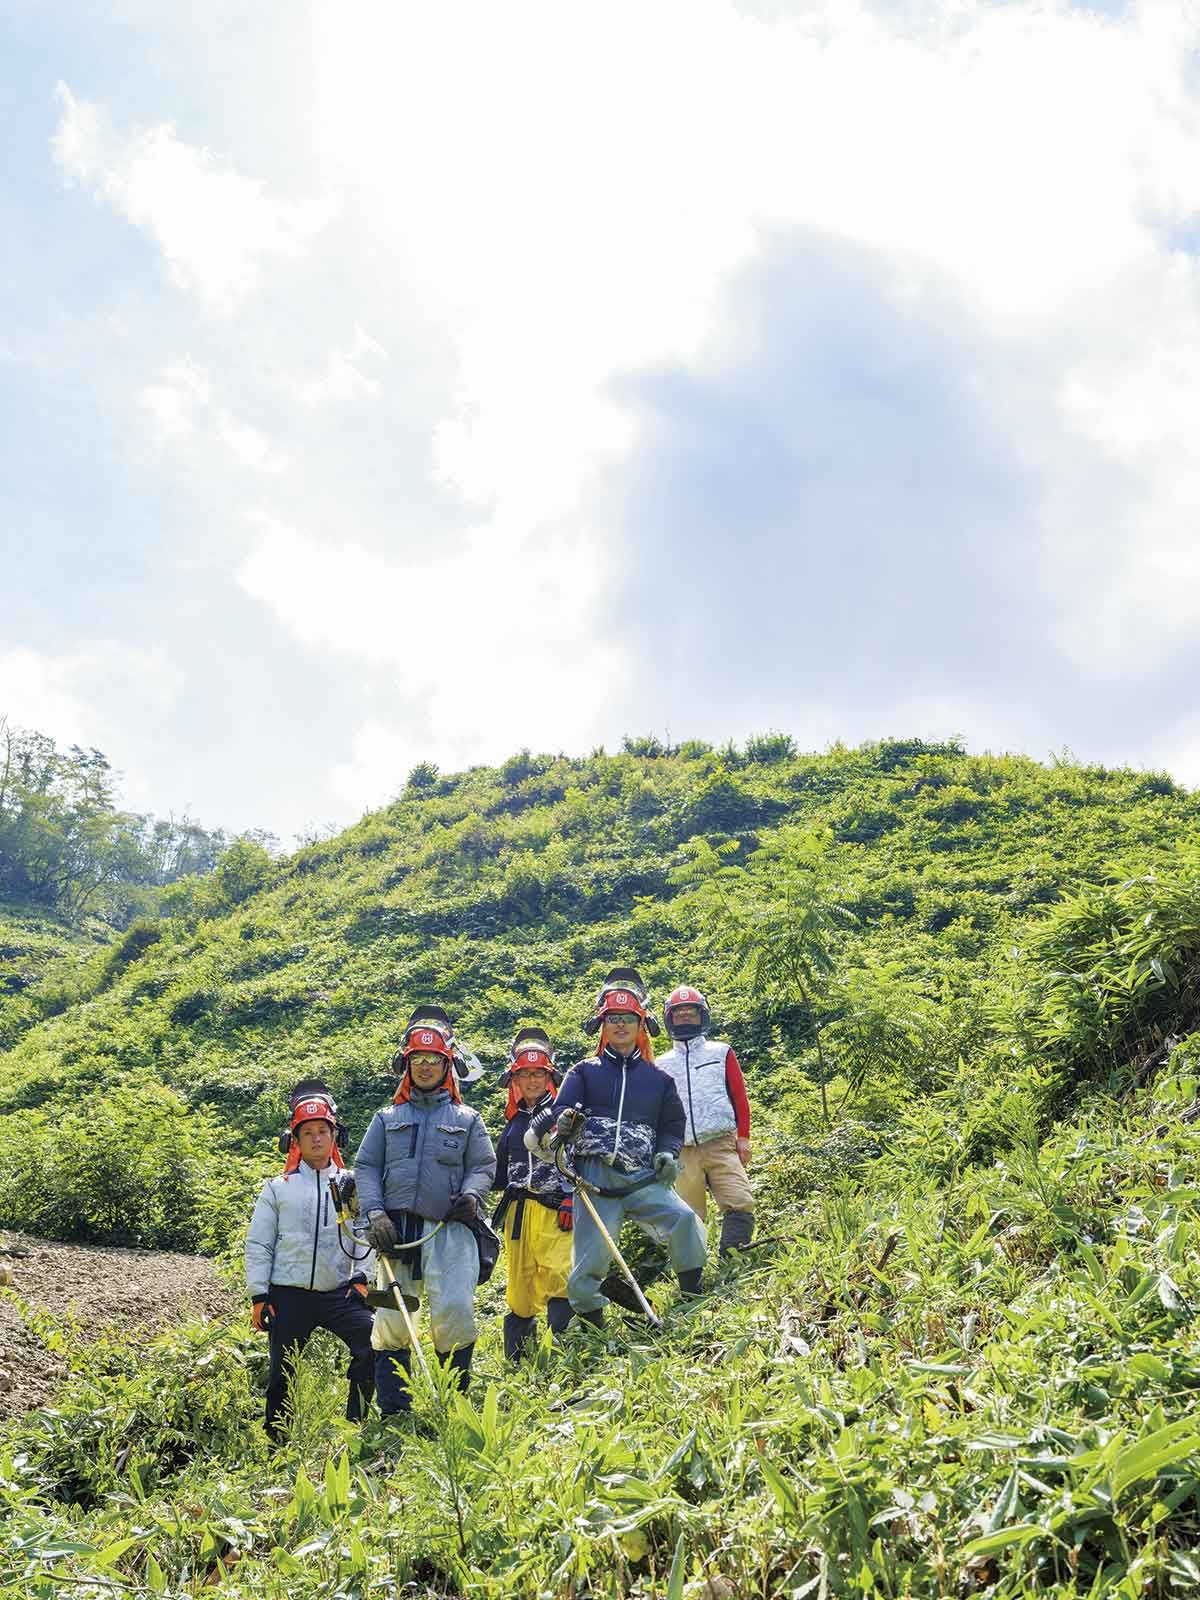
[674,825,857,1124]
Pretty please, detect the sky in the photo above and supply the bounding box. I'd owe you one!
[4,0,1200,841]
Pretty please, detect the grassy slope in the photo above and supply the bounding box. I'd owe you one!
[4,738,1200,1595]
[0,904,110,1051]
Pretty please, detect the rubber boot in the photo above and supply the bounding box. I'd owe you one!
[437,1343,475,1394]
[503,1312,537,1362]
[578,1307,605,1328]
[677,1267,704,1298]
[546,1297,573,1337]
[719,1210,756,1258]
[375,1348,412,1416]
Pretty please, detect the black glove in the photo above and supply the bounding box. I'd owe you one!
[446,1192,478,1224]
[367,1211,398,1252]
[524,1100,557,1153]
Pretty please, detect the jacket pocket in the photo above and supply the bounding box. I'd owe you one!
[434,1124,466,1166]
[385,1117,418,1158]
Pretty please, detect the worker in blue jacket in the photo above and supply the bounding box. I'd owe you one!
[527,969,706,1326]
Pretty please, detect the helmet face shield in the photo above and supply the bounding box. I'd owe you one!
[584,968,661,1036]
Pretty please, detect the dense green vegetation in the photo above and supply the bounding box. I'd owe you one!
[4,733,1200,1596]
[0,718,266,933]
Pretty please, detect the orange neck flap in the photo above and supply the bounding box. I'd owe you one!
[601,1026,655,1064]
[283,1143,345,1177]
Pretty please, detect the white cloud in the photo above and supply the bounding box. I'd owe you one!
[53,82,334,313]
[0,644,184,809]
[140,360,210,440]
[291,325,388,408]
[303,0,1200,574]
[140,362,288,472]
[238,511,627,802]
[214,411,289,475]
[36,1,1200,822]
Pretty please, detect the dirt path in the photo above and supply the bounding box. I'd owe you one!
[0,1230,236,1423]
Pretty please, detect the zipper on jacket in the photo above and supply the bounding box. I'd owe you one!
[308,1167,321,1290]
[684,1038,697,1144]
[613,1056,629,1159]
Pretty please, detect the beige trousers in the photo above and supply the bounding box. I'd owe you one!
[676,1132,755,1221]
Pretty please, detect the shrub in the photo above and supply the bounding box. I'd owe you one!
[743,730,796,764]
[0,1077,244,1250]
[405,761,439,790]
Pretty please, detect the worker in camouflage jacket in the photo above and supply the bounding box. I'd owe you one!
[493,1027,575,1358]
[527,969,707,1325]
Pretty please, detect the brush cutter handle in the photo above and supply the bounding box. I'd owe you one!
[378,1254,430,1379]
[573,1186,663,1330]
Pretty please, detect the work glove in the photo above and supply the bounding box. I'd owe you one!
[445,1191,478,1224]
[348,1279,369,1298]
[524,1100,557,1154]
[556,1195,574,1232]
[367,1211,398,1252]
[653,1151,680,1186]
[251,1296,274,1333]
[550,1106,584,1149]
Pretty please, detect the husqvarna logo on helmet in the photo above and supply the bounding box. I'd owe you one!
[299,1099,325,1118]
[680,988,695,1000]
[420,1031,434,1046]
[614,991,630,1006]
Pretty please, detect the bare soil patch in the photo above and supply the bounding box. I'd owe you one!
[0,1230,235,1422]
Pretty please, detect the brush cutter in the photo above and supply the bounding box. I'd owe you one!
[552,1123,663,1330]
[330,1172,436,1380]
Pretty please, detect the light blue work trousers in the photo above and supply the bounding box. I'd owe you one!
[567,1156,707,1313]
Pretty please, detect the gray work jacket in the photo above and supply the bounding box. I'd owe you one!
[353,1088,496,1222]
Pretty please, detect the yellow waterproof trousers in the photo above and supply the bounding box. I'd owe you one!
[504,1196,572,1318]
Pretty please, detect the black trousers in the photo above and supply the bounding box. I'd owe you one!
[265,1284,375,1441]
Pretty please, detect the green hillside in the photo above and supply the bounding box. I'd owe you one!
[4,735,1200,1597]
[0,903,111,1052]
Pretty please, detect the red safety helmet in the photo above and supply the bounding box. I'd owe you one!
[584,967,661,1036]
[664,983,710,1038]
[279,1078,346,1174]
[401,1025,456,1068]
[506,1026,557,1076]
[289,1092,337,1133]
[503,1026,559,1118]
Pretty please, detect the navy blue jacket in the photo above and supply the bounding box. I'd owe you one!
[495,1102,571,1206]
[552,1047,687,1176]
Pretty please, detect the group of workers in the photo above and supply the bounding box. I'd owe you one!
[244,968,755,1440]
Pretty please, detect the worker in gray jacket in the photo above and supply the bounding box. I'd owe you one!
[245,1082,375,1442]
[355,1011,496,1412]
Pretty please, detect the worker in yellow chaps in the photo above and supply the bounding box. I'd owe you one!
[492,1028,575,1358]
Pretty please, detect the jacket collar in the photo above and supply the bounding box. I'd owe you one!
[600,1043,642,1068]
[406,1086,451,1109]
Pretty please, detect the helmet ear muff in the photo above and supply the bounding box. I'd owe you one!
[278,1130,292,1154]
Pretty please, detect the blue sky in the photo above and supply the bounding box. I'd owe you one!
[3,0,1199,839]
